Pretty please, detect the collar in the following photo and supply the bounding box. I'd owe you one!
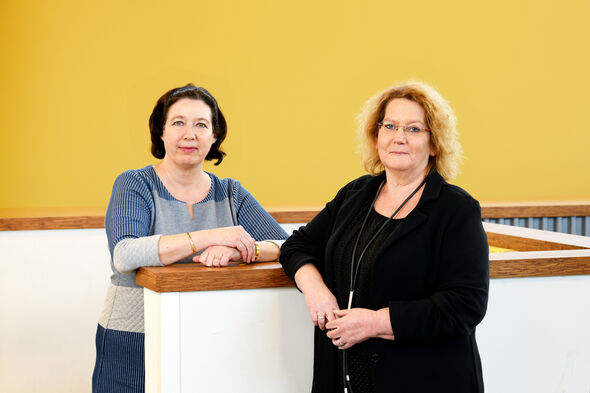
[369,170,445,205]
[419,170,445,205]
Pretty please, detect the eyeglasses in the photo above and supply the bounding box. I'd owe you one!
[377,122,430,134]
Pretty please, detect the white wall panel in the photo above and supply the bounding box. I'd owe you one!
[0,229,111,393]
[1,227,590,392]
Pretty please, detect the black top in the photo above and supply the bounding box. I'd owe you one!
[332,207,402,393]
[280,171,489,393]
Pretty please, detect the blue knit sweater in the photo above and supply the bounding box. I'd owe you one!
[98,165,288,333]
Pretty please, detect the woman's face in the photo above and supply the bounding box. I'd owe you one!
[161,98,216,169]
[376,98,435,179]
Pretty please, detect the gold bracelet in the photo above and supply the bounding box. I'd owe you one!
[254,242,260,261]
[186,232,197,254]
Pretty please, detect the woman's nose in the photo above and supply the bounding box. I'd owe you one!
[183,126,196,139]
[392,127,407,142]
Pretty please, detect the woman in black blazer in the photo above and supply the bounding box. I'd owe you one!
[280,81,489,393]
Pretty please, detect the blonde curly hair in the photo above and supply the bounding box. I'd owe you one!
[357,81,462,180]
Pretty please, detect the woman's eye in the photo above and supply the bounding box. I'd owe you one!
[196,122,208,128]
[172,120,184,126]
[408,126,421,133]
[384,123,395,130]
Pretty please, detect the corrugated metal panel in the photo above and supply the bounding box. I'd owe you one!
[483,216,589,236]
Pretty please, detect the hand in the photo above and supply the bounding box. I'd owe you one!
[326,308,388,350]
[194,245,241,267]
[204,226,255,262]
[303,284,340,331]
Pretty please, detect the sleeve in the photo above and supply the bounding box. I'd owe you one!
[389,199,489,341]
[279,183,348,283]
[105,170,164,273]
[231,180,289,242]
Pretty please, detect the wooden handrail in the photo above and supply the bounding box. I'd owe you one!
[136,224,590,293]
[136,262,293,292]
[489,250,590,279]
[480,202,590,218]
[2,203,590,231]
[137,252,590,293]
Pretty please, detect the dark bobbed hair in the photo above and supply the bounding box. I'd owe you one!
[149,84,227,165]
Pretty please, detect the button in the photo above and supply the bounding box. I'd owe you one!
[371,353,380,364]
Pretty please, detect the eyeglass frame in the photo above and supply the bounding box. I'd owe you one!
[377,121,430,134]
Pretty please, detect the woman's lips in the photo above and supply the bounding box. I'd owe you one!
[180,147,197,153]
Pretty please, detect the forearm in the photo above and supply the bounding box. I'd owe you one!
[158,229,221,265]
[294,263,329,294]
[294,263,339,328]
[158,232,197,265]
[113,231,212,270]
[113,235,164,273]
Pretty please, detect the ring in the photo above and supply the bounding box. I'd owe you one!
[338,340,344,346]
[318,315,325,320]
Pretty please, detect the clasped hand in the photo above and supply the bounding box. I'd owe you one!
[325,308,381,350]
[304,291,386,349]
[197,225,255,263]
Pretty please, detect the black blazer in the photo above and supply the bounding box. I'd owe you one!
[280,171,489,393]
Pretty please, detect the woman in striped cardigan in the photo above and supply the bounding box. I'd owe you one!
[92,84,288,393]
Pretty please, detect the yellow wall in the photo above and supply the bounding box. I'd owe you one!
[1,0,589,210]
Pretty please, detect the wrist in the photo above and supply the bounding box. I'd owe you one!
[300,276,329,296]
[374,308,393,337]
[258,240,281,262]
[186,232,197,254]
[254,242,260,261]
[294,264,326,294]
[192,229,212,251]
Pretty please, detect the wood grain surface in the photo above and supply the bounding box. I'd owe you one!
[136,261,294,292]
[138,250,590,292]
[480,202,590,218]
[485,232,582,251]
[0,215,105,231]
[136,224,590,293]
[2,203,589,231]
[483,221,590,250]
[489,250,590,278]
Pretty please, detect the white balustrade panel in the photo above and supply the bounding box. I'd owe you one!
[144,287,313,393]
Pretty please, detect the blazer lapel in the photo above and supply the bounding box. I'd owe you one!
[377,171,444,251]
[325,175,384,257]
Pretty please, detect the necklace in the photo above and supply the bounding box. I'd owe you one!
[341,176,427,393]
[348,177,427,309]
